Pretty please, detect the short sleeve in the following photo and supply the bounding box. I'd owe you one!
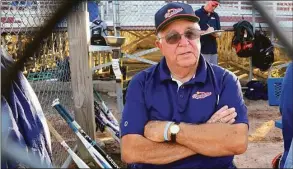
[120,73,149,137]
[215,13,221,30]
[195,9,201,16]
[218,72,248,126]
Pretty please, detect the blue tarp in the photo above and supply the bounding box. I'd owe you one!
[1,49,52,168]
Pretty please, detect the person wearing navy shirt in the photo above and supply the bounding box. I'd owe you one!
[1,47,52,168]
[195,0,221,65]
[279,62,293,169]
[120,2,248,169]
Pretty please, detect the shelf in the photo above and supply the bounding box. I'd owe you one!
[89,45,120,52]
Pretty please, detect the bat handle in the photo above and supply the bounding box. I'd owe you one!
[59,104,74,122]
[52,98,74,122]
[93,89,103,102]
[52,99,78,132]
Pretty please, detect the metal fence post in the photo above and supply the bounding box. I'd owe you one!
[249,5,256,81]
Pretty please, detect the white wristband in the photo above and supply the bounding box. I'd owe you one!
[164,122,173,141]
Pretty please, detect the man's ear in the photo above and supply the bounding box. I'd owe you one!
[155,40,162,49]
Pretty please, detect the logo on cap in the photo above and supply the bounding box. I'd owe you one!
[164,8,183,19]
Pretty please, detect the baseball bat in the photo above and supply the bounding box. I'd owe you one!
[94,100,120,132]
[46,120,90,168]
[52,99,120,169]
[95,107,120,143]
[93,90,119,126]
[51,99,112,168]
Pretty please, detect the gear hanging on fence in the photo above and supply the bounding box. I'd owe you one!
[232,20,274,71]
[90,18,108,46]
[251,23,274,71]
[232,20,255,58]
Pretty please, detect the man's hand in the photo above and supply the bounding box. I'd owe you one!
[207,105,237,124]
[144,106,237,142]
[211,32,222,38]
[206,24,214,33]
[144,121,167,142]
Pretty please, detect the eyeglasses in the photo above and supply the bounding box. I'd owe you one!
[158,28,200,44]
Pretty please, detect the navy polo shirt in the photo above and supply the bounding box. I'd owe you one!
[279,62,293,169]
[195,6,221,54]
[121,55,248,168]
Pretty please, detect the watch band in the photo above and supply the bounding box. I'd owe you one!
[171,132,176,142]
[171,122,180,142]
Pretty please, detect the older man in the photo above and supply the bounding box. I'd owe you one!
[120,2,248,168]
[195,0,221,65]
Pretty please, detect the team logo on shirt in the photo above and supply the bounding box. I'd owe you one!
[124,121,128,127]
[192,91,212,99]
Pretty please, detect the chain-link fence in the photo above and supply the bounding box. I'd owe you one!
[99,0,292,81]
[1,0,76,167]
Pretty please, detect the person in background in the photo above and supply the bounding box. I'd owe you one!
[279,62,293,168]
[284,141,293,168]
[88,1,100,22]
[195,0,221,65]
[1,47,52,168]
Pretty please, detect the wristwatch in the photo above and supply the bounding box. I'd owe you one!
[169,122,180,142]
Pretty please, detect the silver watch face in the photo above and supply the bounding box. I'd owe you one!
[170,124,180,134]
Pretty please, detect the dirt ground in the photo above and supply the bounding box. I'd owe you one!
[48,91,284,168]
[234,99,283,168]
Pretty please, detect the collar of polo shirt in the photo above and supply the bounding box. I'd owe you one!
[171,74,196,90]
[159,55,207,84]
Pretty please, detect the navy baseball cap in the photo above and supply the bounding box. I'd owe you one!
[155,2,200,33]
